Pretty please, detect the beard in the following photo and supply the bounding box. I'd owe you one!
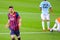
[9,11,14,13]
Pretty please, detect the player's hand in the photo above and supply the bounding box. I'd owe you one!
[19,23,21,27]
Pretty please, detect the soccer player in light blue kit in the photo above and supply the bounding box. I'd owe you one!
[40,0,53,31]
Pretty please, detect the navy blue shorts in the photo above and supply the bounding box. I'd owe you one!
[9,28,20,36]
[10,29,20,36]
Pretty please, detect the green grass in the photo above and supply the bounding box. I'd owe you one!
[0,0,60,40]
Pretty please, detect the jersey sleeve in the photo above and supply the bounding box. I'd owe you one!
[48,2,52,8]
[40,2,43,7]
[8,14,10,19]
[16,12,20,19]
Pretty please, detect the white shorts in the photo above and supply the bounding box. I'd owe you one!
[41,14,50,20]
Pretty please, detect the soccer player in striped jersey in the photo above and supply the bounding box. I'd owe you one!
[6,6,21,40]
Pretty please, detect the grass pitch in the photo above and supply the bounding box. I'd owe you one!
[0,0,60,40]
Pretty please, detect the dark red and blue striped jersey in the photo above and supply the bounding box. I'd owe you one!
[8,12,20,30]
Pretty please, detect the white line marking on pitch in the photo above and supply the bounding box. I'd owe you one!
[0,12,40,14]
[0,32,52,35]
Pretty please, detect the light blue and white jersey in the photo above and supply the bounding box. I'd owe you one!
[40,1,52,14]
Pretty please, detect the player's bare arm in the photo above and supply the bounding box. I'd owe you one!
[19,18,22,27]
[5,20,10,28]
[50,7,54,16]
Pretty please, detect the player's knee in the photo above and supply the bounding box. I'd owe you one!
[11,35,15,38]
[17,36,21,40]
[11,35,15,40]
[17,36,20,38]
[12,38,15,40]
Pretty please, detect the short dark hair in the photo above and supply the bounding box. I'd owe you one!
[9,6,13,8]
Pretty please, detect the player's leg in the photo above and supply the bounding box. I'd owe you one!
[41,14,45,30]
[50,21,58,32]
[50,23,57,32]
[47,20,50,30]
[15,30,21,40]
[11,35,15,40]
[53,23,57,30]
[57,23,60,32]
[46,14,50,30]
[17,36,21,40]
[52,20,59,31]
[10,30,15,40]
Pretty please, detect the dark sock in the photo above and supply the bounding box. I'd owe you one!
[18,37,21,40]
[12,38,15,40]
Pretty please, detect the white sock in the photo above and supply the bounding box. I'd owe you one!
[47,21,50,29]
[52,28,57,31]
[52,23,57,31]
[42,21,45,30]
[53,23,56,28]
